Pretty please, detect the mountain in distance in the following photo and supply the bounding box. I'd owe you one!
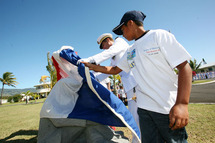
[0,88,37,96]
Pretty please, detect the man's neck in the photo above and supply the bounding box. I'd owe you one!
[135,27,145,40]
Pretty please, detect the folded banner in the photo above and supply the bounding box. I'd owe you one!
[40,46,141,142]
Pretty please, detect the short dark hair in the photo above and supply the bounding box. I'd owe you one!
[124,20,143,26]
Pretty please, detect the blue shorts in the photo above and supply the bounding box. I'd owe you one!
[137,108,188,143]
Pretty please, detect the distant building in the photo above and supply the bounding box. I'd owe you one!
[193,62,215,80]
[198,62,215,73]
[34,82,51,97]
[0,99,7,104]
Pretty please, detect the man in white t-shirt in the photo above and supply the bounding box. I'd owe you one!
[82,10,192,143]
[79,33,139,143]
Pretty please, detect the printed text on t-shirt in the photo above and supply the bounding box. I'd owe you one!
[144,47,160,55]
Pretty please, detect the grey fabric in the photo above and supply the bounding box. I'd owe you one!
[50,118,87,127]
[37,118,129,143]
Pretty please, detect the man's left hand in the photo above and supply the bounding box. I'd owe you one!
[169,103,189,130]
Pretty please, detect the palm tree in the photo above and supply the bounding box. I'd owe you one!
[189,59,202,82]
[21,90,32,104]
[189,59,202,73]
[46,52,57,89]
[31,93,39,103]
[0,72,18,105]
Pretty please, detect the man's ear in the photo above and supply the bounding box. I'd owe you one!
[127,20,134,26]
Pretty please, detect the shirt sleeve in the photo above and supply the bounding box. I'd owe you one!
[91,38,127,64]
[94,72,110,82]
[156,30,192,69]
[117,51,131,73]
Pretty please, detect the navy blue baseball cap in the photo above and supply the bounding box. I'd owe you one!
[112,10,146,35]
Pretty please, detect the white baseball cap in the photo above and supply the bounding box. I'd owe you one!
[97,33,113,49]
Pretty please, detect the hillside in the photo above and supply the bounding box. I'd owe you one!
[0,88,37,96]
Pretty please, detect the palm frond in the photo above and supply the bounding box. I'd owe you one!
[1,72,18,87]
[189,59,202,72]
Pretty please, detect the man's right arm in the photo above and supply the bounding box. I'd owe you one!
[81,62,122,75]
[90,38,127,64]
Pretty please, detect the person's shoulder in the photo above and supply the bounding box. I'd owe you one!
[115,37,126,42]
[114,37,129,46]
[150,29,173,39]
[150,29,169,34]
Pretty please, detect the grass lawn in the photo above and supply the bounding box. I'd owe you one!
[187,104,215,142]
[0,103,42,143]
[192,79,214,84]
[0,103,214,143]
[2,98,46,106]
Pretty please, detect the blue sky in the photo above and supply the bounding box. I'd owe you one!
[1,0,215,89]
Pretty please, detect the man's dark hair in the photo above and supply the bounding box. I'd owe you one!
[124,20,143,26]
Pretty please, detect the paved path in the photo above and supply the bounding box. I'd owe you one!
[190,81,215,103]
